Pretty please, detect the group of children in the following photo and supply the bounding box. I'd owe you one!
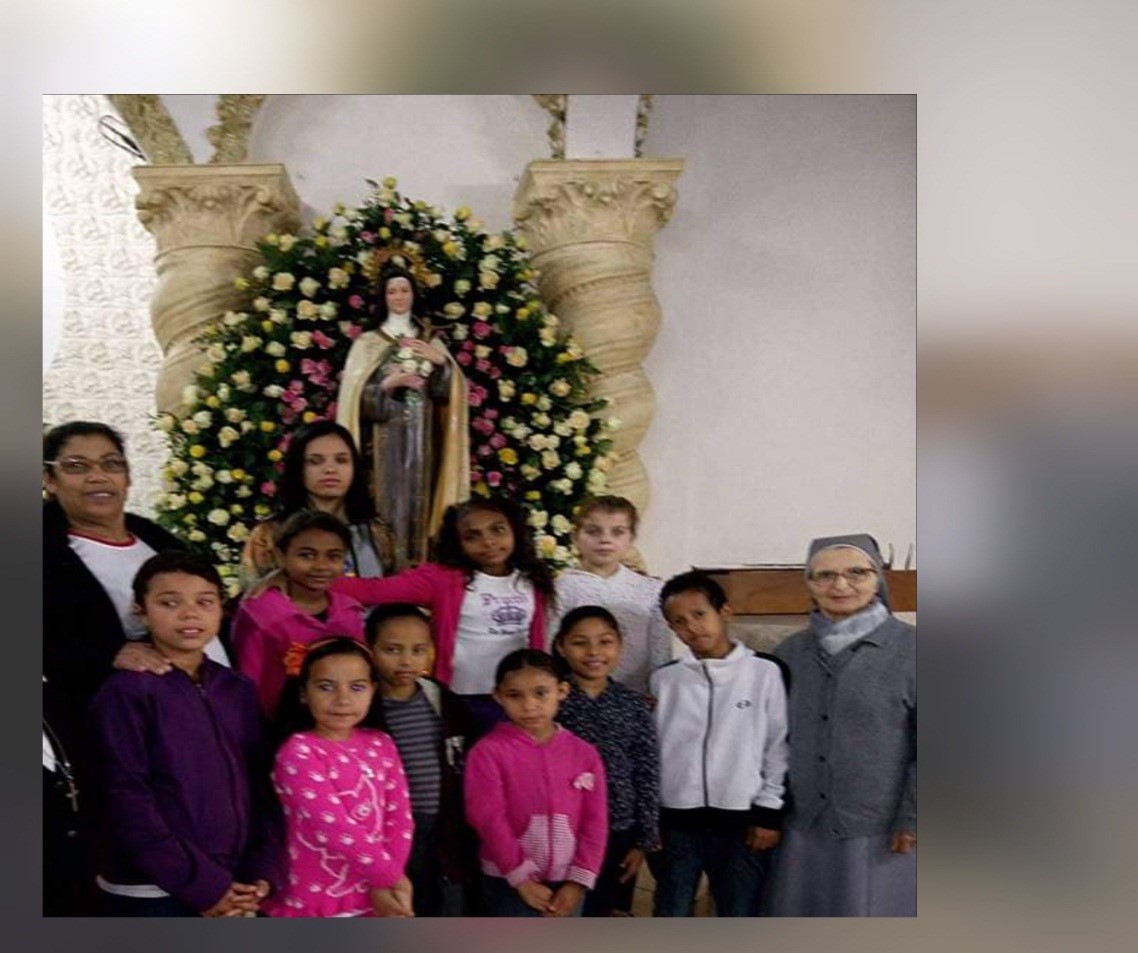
[90,494,791,917]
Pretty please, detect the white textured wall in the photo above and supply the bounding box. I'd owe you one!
[42,94,165,512]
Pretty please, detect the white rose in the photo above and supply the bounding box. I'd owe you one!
[222,311,246,327]
[483,234,505,252]
[539,328,557,347]
[568,410,591,431]
[271,272,296,291]
[497,380,515,400]
[205,343,226,363]
[216,384,231,401]
[564,462,583,480]
[225,407,245,423]
[231,370,251,389]
[207,508,230,526]
[240,420,255,433]
[192,475,214,491]
[528,510,549,530]
[549,380,571,398]
[533,413,551,429]
[253,296,271,312]
[296,300,319,320]
[452,324,469,341]
[521,464,540,481]
[527,434,545,451]
[553,421,572,437]
[227,522,250,542]
[329,225,348,241]
[474,345,491,359]
[606,417,623,431]
[480,255,501,273]
[217,427,240,448]
[181,384,200,408]
[299,277,320,298]
[269,309,288,324]
[155,413,176,432]
[454,278,471,295]
[240,335,263,353]
[263,384,284,398]
[506,347,528,368]
[537,396,552,412]
[252,265,269,280]
[290,331,313,350]
[327,267,349,289]
[321,302,338,319]
[191,461,212,476]
[265,341,287,357]
[164,493,186,511]
[479,271,500,290]
[169,458,189,477]
[215,469,233,484]
[400,359,418,374]
[541,450,560,469]
[235,484,253,498]
[537,534,558,558]
[278,235,297,252]
[192,410,212,428]
[180,419,199,435]
[188,529,207,543]
[551,514,571,534]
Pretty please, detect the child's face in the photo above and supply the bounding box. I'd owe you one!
[558,616,622,683]
[457,508,515,575]
[301,653,376,740]
[134,571,222,657]
[493,667,569,739]
[663,589,733,660]
[279,528,347,593]
[371,618,434,691]
[572,509,635,572]
[302,433,354,504]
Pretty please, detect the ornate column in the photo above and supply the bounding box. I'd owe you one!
[513,158,684,518]
[132,164,301,414]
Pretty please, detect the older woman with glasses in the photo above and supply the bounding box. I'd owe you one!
[766,534,916,917]
[42,421,226,914]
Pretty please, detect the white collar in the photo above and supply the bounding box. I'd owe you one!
[381,312,416,338]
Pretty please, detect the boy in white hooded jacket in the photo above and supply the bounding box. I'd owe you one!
[649,571,789,917]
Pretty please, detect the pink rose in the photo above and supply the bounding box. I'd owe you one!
[489,367,502,380]
[383,209,395,223]
[261,481,277,496]
[345,324,363,339]
[475,359,491,373]
[489,433,506,449]
[472,417,495,436]
[472,321,492,340]
[326,401,338,418]
[312,330,335,350]
[461,339,476,352]
[476,445,492,458]
[348,294,366,310]
[487,471,502,487]
[359,232,375,243]
[455,351,472,366]
[484,409,499,420]
[288,379,305,393]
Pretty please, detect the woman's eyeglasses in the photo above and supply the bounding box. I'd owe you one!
[808,567,878,585]
[44,456,129,475]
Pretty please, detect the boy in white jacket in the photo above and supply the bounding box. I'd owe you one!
[649,571,789,917]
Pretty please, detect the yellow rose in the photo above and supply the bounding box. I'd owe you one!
[187,491,204,504]
[382,176,398,189]
[205,395,220,408]
[262,320,274,332]
[189,444,206,458]
[314,236,328,248]
[260,420,277,433]
[525,490,541,501]
[267,449,283,462]
[230,468,247,482]
[234,277,249,290]
[255,503,272,516]
[302,411,317,423]
[521,393,537,405]
[264,233,279,246]
[498,448,519,465]
[379,227,391,239]
[455,205,471,221]
[472,480,490,497]
[275,359,290,374]
[442,241,461,259]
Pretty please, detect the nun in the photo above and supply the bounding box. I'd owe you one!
[766,534,916,916]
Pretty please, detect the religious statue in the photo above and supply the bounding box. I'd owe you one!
[336,263,470,569]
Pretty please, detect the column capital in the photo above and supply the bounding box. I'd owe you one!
[133,163,301,251]
[513,158,684,252]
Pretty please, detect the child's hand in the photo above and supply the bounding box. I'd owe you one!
[516,880,554,913]
[745,826,781,852]
[617,847,646,884]
[544,881,586,917]
[226,880,270,913]
[200,884,246,917]
[370,881,415,917]
[391,875,414,916]
[113,641,173,676]
[891,831,917,853]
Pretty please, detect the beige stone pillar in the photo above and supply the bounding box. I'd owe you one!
[132,163,301,415]
[513,158,684,518]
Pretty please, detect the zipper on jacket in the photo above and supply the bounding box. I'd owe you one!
[701,662,714,807]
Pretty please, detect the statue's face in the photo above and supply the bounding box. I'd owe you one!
[385,277,413,315]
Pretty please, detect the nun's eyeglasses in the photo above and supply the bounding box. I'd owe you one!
[808,568,877,585]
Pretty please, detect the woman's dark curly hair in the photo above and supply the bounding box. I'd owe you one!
[275,420,374,525]
[270,637,384,752]
[431,496,556,607]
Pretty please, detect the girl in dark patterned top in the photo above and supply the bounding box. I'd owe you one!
[553,606,661,916]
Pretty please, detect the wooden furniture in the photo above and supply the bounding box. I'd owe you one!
[695,566,917,615]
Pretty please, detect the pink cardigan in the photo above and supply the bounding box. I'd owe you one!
[464,723,608,890]
[264,728,413,918]
[231,587,365,718]
[332,563,548,688]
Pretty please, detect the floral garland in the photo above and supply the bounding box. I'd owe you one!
[154,177,617,592]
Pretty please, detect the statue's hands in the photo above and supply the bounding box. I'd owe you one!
[380,371,426,393]
[400,337,447,366]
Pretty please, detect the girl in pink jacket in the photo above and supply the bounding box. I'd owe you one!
[333,498,556,731]
[233,510,366,718]
[464,649,608,917]
[265,638,414,918]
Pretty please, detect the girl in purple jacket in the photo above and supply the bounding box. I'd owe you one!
[92,551,281,917]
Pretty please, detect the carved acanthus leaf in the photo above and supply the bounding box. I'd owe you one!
[207,95,267,164]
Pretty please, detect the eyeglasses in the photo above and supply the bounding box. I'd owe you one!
[808,567,878,586]
[44,455,129,476]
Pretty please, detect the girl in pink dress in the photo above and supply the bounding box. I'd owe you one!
[264,638,414,917]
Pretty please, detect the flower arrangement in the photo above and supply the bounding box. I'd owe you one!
[154,178,616,592]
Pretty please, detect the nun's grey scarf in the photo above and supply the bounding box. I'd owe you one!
[811,599,890,656]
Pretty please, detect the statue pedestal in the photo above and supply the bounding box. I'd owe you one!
[132,163,301,415]
[514,158,684,527]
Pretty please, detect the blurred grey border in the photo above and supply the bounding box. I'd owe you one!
[18,1,1138,951]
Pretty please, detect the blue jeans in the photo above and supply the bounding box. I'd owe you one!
[482,875,584,917]
[651,824,770,917]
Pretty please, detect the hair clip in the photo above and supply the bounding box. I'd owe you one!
[282,642,311,677]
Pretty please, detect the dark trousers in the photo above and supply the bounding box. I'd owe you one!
[583,827,638,917]
[407,812,444,917]
[482,875,584,918]
[97,890,199,917]
[651,823,770,917]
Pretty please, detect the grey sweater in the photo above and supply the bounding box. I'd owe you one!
[774,615,916,837]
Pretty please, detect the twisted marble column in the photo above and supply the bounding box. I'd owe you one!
[513,158,684,519]
[132,164,301,414]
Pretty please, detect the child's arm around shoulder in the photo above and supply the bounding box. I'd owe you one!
[331,562,447,607]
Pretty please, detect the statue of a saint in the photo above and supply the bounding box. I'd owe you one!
[336,267,470,569]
